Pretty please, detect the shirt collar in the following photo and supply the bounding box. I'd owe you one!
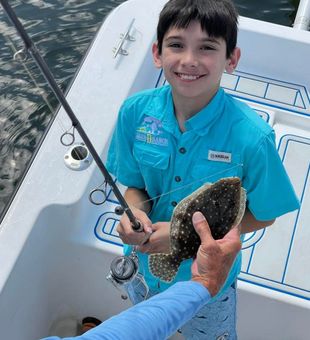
[185,88,225,135]
[145,85,225,136]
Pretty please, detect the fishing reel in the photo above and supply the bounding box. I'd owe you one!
[106,208,148,300]
[106,248,149,300]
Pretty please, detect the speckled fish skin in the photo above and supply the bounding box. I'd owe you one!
[149,177,246,282]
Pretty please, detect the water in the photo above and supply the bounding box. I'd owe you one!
[236,0,299,26]
[0,0,125,219]
[0,0,300,219]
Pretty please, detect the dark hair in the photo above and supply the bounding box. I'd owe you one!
[156,0,239,58]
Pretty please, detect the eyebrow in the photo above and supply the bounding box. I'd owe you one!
[164,35,221,44]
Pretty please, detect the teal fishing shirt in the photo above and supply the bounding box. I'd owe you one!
[106,85,300,294]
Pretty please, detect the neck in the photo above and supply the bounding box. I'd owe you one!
[172,88,219,132]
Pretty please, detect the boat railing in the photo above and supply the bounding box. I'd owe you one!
[293,0,310,30]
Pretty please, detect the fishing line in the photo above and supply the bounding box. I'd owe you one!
[0,0,142,231]
[138,163,244,206]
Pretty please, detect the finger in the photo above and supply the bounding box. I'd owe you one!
[116,222,124,235]
[130,219,152,239]
[223,224,241,242]
[132,216,152,233]
[116,222,132,239]
[222,226,242,253]
[117,212,133,233]
[192,212,212,242]
[116,221,145,245]
[118,218,140,235]
[150,223,160,231]
[116,223,129,243]
[142,222,153,234]
[140,230,152,245]
[137,241,152,253]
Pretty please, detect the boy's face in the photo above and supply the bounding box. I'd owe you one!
[153,21,240,105]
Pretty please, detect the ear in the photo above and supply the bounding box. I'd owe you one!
[152,42,163,69]
[225,47,241,74]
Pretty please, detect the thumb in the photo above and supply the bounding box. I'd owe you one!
[192,212,212,242]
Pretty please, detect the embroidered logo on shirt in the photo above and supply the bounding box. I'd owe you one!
[208,150,232,163]
[136,116,168,146]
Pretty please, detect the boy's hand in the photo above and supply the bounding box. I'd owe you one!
[117,206,153,245]
[191,212,242,297]
[137,222,171,254]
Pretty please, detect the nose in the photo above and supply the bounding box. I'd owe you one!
[181,49,198,67]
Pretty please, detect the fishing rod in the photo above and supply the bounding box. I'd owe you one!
[0,0,142,231]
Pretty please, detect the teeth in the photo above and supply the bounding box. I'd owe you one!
[178,73,200,80]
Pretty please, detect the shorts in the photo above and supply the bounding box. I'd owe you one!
[125,278,237,340]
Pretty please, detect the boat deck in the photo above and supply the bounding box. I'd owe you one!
[0,0,309,339]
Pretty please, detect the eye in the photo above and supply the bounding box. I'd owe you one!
[200,45,216,51]
[167,42,183,49]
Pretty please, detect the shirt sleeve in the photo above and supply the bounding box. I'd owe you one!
[243,130,300,220]
[105,102,145,189]
[40,281,210,340]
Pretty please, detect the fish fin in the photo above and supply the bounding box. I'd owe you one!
[233,187,247,227]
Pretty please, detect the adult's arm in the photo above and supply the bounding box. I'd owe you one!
[41,281,210,340]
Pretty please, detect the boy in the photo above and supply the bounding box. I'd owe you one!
[106,0,300,338]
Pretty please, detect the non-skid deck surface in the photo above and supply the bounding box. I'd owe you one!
[224,71,310,301]
[240,134,310,300]
[94,71,310,301]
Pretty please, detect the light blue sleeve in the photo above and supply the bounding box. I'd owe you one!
[41,281,210,340]
[243,130,300,220]
[105,101,145,189]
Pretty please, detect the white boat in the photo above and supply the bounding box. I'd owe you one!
[0,0,309,339]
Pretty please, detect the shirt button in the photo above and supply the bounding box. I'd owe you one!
[171,201,178,207]
[175,176,181,182]
[179,147,186,154]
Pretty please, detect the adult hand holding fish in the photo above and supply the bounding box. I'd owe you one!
[191,211,242,297]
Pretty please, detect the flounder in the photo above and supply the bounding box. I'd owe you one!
[149,177,246,282]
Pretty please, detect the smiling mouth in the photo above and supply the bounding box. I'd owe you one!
[175,72,204,81]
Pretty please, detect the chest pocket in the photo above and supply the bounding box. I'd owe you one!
[191,152,243,187]
[133,143,170,192]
